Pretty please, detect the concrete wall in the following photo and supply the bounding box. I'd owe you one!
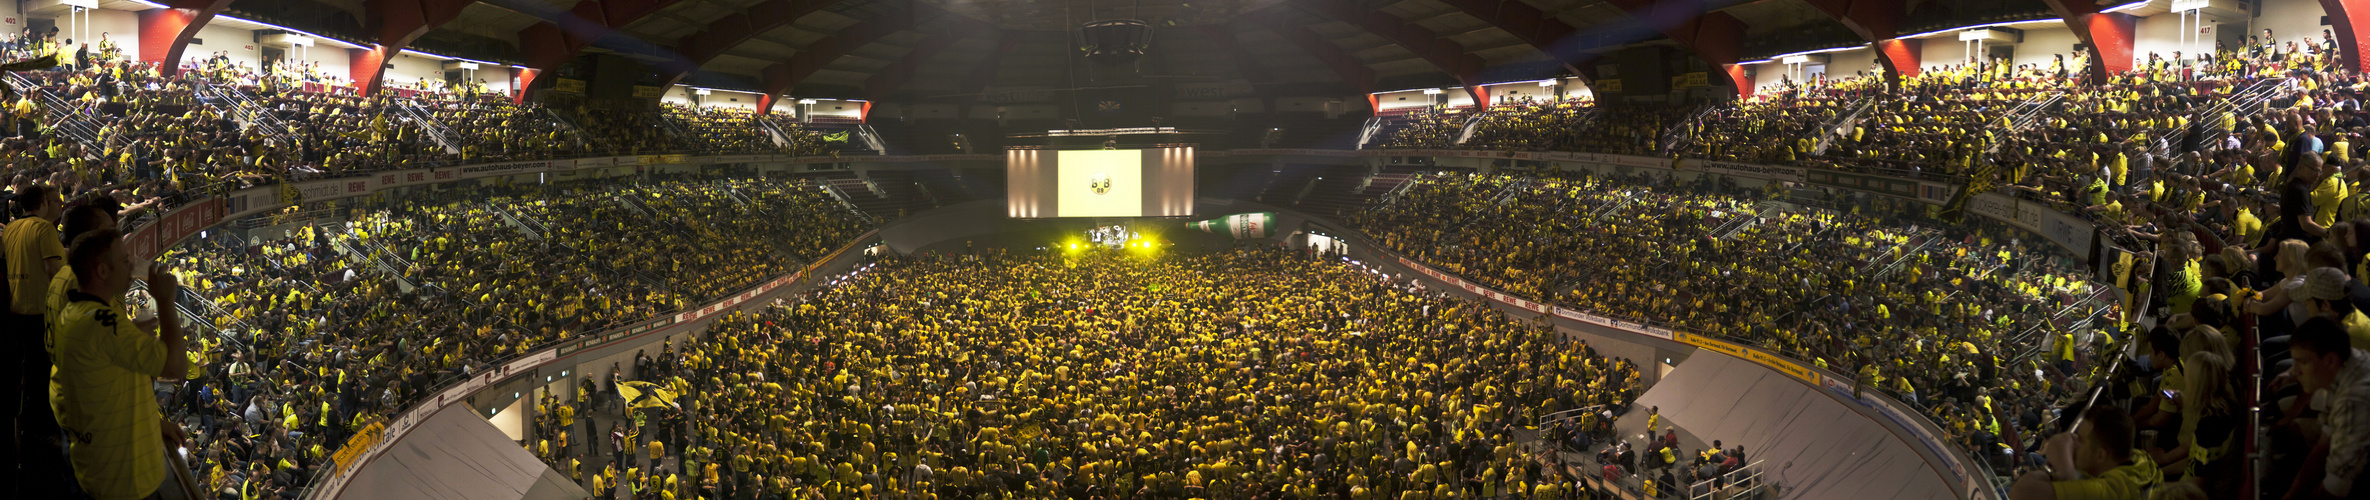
[2256,0,2333,49]
[808,99,862,118]
[190,22,260,69]
[84,8,138,57]
[0,1,21,33]
[383,52,446,90]
[702,91,763,111]
[304,45,352,83]
[1920,35,1967,69]
[1374,89,1431,112]
[1827,47,1881,81]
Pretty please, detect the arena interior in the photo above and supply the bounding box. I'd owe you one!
[0,0,2356,499]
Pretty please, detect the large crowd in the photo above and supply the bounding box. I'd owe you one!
[1347,171,2093,492]
[533,247,1641,499]
[130,176,867,498]
[0,14,2365,500]
[1334,27,2370,500]
[0,26,856,237]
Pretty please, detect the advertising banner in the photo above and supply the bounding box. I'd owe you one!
[1693,160,1805,182]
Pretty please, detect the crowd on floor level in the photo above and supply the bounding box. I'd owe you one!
[0,20,2365,500]
[530,248,1643,499]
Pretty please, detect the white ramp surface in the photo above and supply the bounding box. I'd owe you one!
[341,406,588,500]
[1636,353,1957,500]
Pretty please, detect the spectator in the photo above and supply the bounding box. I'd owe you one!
[48,228,187,500]
[2008,404,2157,500]
[1,181,61,489]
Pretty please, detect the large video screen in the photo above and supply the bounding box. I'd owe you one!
[1056,150,1143,217]
[1007,147,1195,218]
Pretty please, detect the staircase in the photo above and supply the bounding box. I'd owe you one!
[1453,112,1488,145]
[657,115,695,145]
[1865,231,1941,278]
[855,170,931,217]
[485,202,546,240]
[327,233,418,292]
[614,194,657,218]
[856,124,888,153]
[758,118,794,148]
[541,108,603,151]
[3,73,103,157]
[191,73,295,140]
[1708,202,1780,240]
[1354,116,1385,149]
[1808,98,1877,155]
[1293,166,1372,215]
[2160,77,2295,154]
[1660,104,1720,154]
[390,103,462,155]
[1983,91,2066,154]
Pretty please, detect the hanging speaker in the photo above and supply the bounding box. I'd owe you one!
[1078,19,1153,65]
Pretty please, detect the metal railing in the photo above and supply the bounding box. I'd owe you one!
[1689,459,1771,500]
[391,102,462,154]
[1454,111,1487,145]
[541,108,603,151]
[757,118,794,148]
[191,72,295,140]
[1661,104,1718,154]
[1809,97,1876,156]
[857,123,887,153]
[1354,116,1384,149]
[4,72,103,155]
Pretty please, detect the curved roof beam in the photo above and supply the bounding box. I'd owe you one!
[1421,0,1601,84]
[864,22,999,101]
[1796,0,1914,82]
[506,0,699,97]
[139,0,237,76]
[656,0,851,89]
[355,0,478,95]
[2037,0,2132,84]
[1296,0,1485,92]
[759,0,923,101]
[1243,8,1378,95]
[1601,0,1748,92]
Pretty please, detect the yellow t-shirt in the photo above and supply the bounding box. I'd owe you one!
[4,216,63,315]
[2051,455,2160,500]
[2316,174,2349,228]
[48,291,171,500]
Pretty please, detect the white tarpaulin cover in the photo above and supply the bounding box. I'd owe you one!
[1635,352,1957,500]
[340,406,588,500]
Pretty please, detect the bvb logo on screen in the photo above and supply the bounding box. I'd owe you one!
[1090,172,1113,194]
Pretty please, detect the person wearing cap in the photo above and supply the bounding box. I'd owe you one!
[2298,267,2370,350]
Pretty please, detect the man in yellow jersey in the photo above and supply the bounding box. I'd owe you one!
[49,228,190,500]
[4,183,64,492]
